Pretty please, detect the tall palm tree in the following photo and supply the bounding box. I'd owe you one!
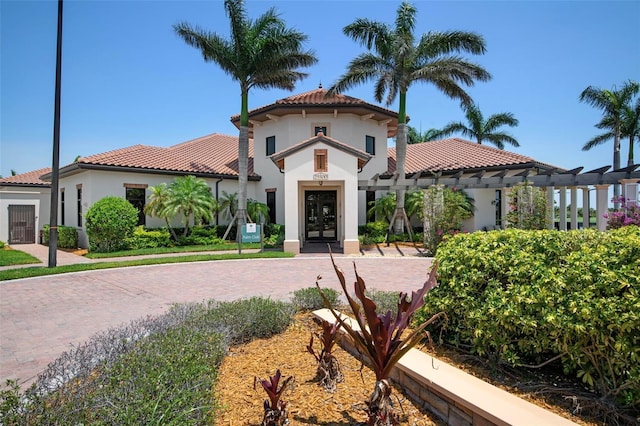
[593,96,640,166]
[328,1,490,234]
[164,175,215,237]
[174,0,317,234]
[580,80,639,205]
[435,103,519,149]
[623,97,640,166]
[144,183,178,240]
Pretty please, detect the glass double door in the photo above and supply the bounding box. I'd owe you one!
[305,191,337,240]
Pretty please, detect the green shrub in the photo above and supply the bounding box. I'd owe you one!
[416,227,640,406]
[359,221,388,240]
[85,197,139,252]
[0,241,5,249]
[291,287,341,311]
[203,297,295,344]
[176,226,223,246]
[42,225,78,249]
[126,226,173,249]
[366,289,401,317]
[0,297,296,423]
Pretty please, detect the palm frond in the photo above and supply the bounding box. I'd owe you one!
[484,112,519,133]
[582,133,613,151]
[485,133,519,149]
[417,30,487,58]
[343,19,391,53]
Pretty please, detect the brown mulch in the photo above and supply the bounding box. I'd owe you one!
[215,314,444,425]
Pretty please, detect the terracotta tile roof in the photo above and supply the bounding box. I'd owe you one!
[273,88,381,106]
[271,132,371,170]
[387,138,556,175]
[231,88,400,138]
[76,133,255,177]
[0,168,51,186]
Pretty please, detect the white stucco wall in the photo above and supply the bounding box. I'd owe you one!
[253,112,390,227]
[0,187,50,244]
[57,170,252,248]
[280,141,361,250]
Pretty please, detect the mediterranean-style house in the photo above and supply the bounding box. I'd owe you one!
[2,88,637,253]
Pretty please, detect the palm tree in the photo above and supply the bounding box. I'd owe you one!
[406,126,440,144]
[580,80,639,205]
[247,198,270,223]
[434,103,519,148]
[144,183,178,240]
[164,175,215,237]
[174,0,317,235]
[593,96,640,166]
[328,1,490,234]
[367,192,396,223]
[623,97,640,166]
[219,190,238,221]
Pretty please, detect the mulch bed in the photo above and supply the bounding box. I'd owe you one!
[215,314,443,425]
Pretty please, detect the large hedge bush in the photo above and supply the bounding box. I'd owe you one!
[85,196,139,252]
[42,225,78,249]
[416,227,639,407]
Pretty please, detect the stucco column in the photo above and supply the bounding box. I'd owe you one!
[501,188,510,229]
[558,186,567,231]
[620,179,639,204]
[581,187,590,229]
[569,187,578,230]
[283,180,300,254]
[545,187,555,230]
[595,184,609,231]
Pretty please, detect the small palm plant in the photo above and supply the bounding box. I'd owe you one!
[317,252,444,426]
[254,369,293,426]
[306,320,344,392]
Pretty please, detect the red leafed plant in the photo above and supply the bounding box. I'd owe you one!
[316,251,444,426]
[254,369,293,426]
[306,319,344,392]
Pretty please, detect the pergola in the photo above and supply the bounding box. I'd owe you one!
[359,164,640,231]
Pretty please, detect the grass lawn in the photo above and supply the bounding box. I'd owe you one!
[85,242,262,259]
[0,248,40,267]
[0,250,293,281]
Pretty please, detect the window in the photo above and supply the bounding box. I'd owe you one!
[266,190,276,224]
[495,190,502,228]
[365,135,375,155]
[366,191,376,222]
[126,187,146,226]
[314,149,328,172]
[314,126,327,136]
[77,185,82,227]
[266,136,276,156]
[60,189,65,225]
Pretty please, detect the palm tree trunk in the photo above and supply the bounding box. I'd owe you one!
[628,135,635,167]
[238,89,249,238]
[613,130,621,208]
[394,92,408,235]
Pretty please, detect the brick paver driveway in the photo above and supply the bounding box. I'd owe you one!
[0,255,433,388]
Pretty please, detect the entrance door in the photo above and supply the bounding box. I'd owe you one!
[8,205,36,244]
[305,191,337,241]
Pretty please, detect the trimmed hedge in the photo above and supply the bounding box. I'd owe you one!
[416,227,639,406]
[42,225,78,249]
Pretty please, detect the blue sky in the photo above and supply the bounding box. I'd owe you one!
[1,0,639,179]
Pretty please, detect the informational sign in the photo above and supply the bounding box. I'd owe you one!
[241,224,261,243]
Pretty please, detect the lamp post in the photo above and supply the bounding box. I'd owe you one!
[48,0,63,268]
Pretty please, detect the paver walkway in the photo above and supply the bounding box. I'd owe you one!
[0,245,432,388]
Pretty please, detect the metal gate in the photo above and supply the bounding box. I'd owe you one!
[8,205,36,244]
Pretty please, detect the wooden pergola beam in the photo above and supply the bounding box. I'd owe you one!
[358,165,640,191]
